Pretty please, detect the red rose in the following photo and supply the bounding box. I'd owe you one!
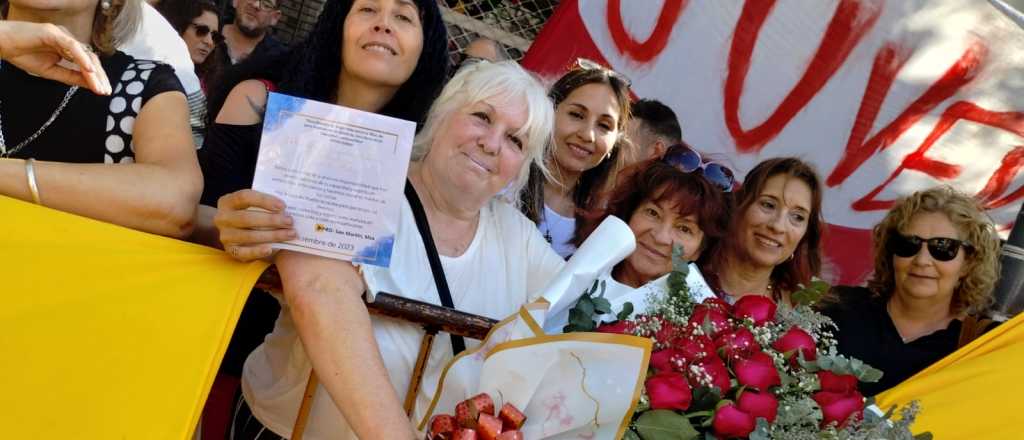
[714,327,757,359]
[596,320,634,335]
[690,354,732,394]
[712,403,756,438]
[813,390,864,428]
[653,316,684,347]
[646,371,692,411]
[650,349,686,372]
[733,351,781,391]
[678,333,715,362]
[817,370,859,394]
[732,295,777,326]
[703,296,733,312]
[688,305,731,338]
[772,326,817,362]
[737,389,779,423]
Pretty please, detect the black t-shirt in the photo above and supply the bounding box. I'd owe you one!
[819,285,961,396]
[0,51,183,163]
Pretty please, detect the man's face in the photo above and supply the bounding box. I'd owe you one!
[233,0,281,37]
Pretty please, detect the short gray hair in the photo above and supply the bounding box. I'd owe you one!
[411,60,553,204]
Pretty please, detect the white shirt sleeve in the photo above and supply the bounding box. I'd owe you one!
[119,2,202,96]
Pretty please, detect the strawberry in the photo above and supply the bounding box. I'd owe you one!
[496,431,523,440]
[427,414,457,440]
[498,403,526,431]
[452,429,478,440]
[467,393,496,416]
[476,413,502,440]
[455,401,477,429]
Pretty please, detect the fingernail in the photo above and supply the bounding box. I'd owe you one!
[284,216,293,225]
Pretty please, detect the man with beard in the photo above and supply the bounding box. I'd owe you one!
[219,0,285,65]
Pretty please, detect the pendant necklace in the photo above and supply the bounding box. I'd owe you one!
[0,60,81,158]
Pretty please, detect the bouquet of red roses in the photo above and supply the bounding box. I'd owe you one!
[565,254,930,439]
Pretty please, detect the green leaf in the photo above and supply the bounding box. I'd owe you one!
[671,244,690,276]
[577,298,595,318]
[688,386,721,412]
[634,410,699,440]
[914,433,934,440]
[593,297,613,315]
[618,302,635,321]
[749,419,771,440]
[622,429,642,440]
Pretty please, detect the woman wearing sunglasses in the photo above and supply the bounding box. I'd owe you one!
[155,0,223,89]
[820,186,1000,395]
[701,157,826,304]
[519,59,632,259]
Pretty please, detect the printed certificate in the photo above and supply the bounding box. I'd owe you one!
[251,92,415,267]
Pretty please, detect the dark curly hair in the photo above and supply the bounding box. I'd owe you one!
[571,160,728,256]
[703,157,825,295]
[206,0,450,125]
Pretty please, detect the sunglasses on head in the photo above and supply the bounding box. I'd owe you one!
[190,23,225,45]
[573,58,632,88]
[662,143,735,192]
[888,233,973,262]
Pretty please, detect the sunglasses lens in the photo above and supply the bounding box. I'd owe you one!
[927,238,960,261]
[703,164,734,192]
[664,148,701,173]
[889,234,922,258]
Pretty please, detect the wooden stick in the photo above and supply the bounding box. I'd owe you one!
[404,330,437,415]
[291,372,319,440]
[259,266,499,438]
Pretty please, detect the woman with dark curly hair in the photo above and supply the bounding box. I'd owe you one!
[701,157,826,304]
[820,186,1001,395]
[519,59,632,259]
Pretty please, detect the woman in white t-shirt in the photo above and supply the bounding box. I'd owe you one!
[519,60,633,259]
[212,60,565,440]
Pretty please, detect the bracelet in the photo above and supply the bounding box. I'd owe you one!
[25,158,41,204]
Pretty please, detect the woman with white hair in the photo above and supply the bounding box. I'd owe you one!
[214,60,565,439]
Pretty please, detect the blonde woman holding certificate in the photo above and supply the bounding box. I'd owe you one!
[214,60,567,439]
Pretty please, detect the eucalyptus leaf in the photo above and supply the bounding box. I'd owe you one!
[618,302,635,321]
[593,297,613,315]
[634,410,699,440]
[577,298,595,318]
[749,419,771,440]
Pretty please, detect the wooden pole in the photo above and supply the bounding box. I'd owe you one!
[257,267,499,438]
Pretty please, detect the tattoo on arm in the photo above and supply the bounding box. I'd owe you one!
[246,95,267,122]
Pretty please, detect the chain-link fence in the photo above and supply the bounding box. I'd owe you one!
[222,0,561,61]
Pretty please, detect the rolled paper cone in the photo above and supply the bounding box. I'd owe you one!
[539,216,635,322]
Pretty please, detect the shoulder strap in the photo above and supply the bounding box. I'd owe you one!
[404,180,466,355]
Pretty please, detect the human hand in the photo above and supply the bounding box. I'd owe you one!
[215,189,297,262]
[0,21,112,95]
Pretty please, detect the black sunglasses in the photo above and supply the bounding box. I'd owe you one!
[190,23,225,45]
[662,143,735,192]
[888,233,973,262]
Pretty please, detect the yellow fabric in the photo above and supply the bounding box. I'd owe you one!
[0,196,269,439]
[877,312,1024,439]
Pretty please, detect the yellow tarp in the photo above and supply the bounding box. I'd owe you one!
[0,196,268,439]
[877,311,1024,439]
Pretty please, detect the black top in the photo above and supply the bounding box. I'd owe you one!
[198,122,264,206]
[0,51,182,163]
[214,33,288,69]
[819,285,961,396]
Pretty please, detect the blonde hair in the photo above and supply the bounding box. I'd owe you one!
[868,186,1001,315]
[93,0,141,55]
[411,60,554,204]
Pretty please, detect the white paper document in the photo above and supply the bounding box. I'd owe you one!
[251,92,415,267]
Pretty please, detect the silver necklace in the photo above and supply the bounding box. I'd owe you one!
[0,60,81,158]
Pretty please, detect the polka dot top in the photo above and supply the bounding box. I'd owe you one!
[1,51,184,163]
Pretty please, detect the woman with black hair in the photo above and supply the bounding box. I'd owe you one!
[153,0,222,89]
[519,60,632,259]
[191,0,450,438]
